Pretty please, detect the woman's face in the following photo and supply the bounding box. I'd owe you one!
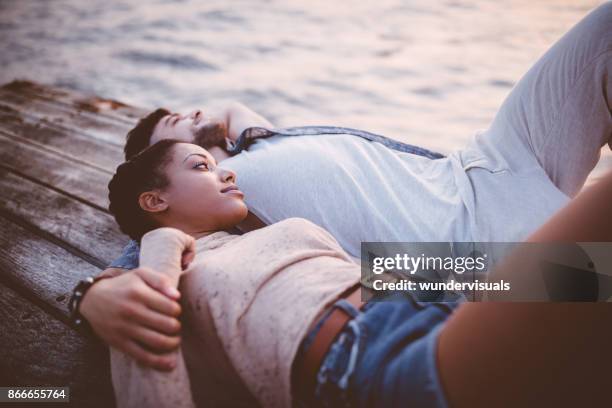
[150,142,248,235]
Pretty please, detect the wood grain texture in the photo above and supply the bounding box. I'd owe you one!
[0,102,124,172]
[0,168,128,266]
[0,80,146,407]
[0,80,146,134]
[0,214,103,320]
[0,282,115,408]
[0,132,112,210]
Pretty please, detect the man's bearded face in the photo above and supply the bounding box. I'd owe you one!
[150,109,228,149]
[192,120,228,149]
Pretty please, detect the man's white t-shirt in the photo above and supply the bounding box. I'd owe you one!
[222,132,571,258]
[222,133,477,258]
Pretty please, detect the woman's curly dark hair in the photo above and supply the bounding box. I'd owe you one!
[108,139,184,242]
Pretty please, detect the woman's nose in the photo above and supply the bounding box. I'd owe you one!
[219,167,236,184]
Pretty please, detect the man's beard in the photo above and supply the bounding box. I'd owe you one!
[192,120,229,150]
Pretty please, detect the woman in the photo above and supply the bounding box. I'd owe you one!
[106,138,611,407]
[107,138,370,408]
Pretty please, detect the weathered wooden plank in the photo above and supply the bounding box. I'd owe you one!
[0,213,102,320]
[0,282,115,408]
[0,168,128,266]
[0,79,146,127]
[0,91,129,147]
[0,95,128,149]
[0,81,149,408]
[0,80,146,147]
[0,103,124,172]
[0,132,111,210]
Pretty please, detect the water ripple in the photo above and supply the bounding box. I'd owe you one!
[0,0,603,162]
[115,50,218,71]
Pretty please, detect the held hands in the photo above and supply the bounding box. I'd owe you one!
[80,267,183,371]
[81,227,197,371]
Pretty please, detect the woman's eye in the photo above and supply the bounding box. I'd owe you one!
[194,161,209,170]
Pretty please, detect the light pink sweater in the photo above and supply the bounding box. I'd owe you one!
[111,218,360,407]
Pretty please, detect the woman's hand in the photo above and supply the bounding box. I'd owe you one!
[80,267,183,371]
[140,228,196,286]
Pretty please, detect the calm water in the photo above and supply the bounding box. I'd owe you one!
[1,0,609,178]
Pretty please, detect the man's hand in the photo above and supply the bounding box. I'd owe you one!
[80,267,183,371]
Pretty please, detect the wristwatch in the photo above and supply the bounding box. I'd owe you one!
[68,276,96,329]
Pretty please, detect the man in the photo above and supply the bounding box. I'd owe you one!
[78,2,611,373]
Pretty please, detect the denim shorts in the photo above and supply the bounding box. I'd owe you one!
[293,293,460,408]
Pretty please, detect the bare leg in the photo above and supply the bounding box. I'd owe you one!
[437,170,612,407]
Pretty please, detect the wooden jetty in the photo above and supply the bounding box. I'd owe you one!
[0,80,150,406]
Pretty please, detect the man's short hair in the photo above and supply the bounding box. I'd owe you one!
[124,108,171,160]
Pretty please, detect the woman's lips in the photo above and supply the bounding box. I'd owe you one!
[224,189,244,197]
[221,185,244,197]
[220,185,238,193]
